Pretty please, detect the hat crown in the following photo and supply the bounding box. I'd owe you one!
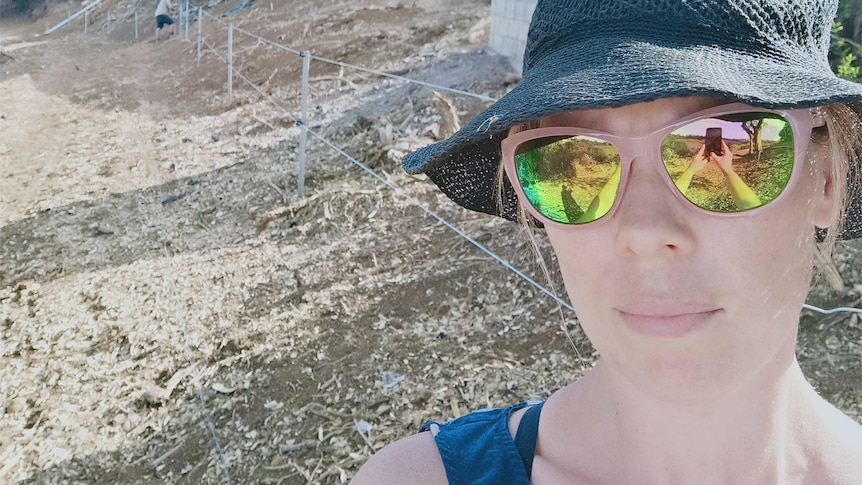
[525,0,838,71]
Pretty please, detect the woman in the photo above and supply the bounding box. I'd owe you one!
[354,0,862,483]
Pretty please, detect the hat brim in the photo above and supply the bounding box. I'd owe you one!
[403,36,862,239]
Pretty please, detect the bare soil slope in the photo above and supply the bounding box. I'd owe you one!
[1,1,860,484]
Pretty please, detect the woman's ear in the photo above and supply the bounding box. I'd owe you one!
[811,135,841,230]
[812,170,834,229]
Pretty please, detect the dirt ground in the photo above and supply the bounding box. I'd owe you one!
[1,0,861,483]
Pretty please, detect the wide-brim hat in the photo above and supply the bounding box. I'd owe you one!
[402,0,862,239]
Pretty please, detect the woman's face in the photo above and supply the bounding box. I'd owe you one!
[541,97,836,402]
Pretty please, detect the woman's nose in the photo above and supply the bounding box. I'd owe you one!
[612,157,696,257]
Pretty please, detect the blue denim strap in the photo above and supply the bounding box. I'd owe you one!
[419,402,535,484]
[513,401,544,477]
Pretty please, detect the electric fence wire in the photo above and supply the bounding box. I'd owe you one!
[160,243,232,484]
[200,11,497,103]
[308,52,499,102]
[205,39,573,310]
[167,34,234,484]
[232,25,302,56]
[201,9,227,27]
[303,127,576,311]
[202,37,227,64]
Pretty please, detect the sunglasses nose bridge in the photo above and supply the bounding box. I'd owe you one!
[614,134,653,167]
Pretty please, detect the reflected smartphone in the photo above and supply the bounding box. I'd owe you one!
[705,127,723,157]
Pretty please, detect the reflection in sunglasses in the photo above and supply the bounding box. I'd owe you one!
[514,114,794,224]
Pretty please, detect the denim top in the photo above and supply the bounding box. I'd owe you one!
[418,401,543,485]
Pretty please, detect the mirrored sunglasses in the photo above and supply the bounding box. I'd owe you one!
[501,103,820,228]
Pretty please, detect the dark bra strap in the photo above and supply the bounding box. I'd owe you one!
[513,401,544,477]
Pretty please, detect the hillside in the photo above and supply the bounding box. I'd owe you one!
[1,1,861,484]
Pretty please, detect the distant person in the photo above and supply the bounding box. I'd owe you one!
[155,0,178,40]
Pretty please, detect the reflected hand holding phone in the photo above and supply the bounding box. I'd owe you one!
[709,139,735,172]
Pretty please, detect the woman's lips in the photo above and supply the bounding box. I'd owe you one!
[616,308,722,338]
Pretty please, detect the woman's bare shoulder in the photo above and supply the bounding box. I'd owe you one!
[807,400,862,483]
[829,414,862,476]
[351,431,448,485]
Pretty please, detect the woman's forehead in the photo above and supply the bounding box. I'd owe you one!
[537,97,732,133]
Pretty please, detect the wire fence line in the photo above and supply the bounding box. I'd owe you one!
[302,128,576,312]
[195,14,580,307]
[199,9,496,102]
[200,30,576,312]
[231,24,302,56]
[162,243,232,484]
[201,8,227,27]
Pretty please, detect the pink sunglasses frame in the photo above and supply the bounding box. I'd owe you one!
[500,103,821,230]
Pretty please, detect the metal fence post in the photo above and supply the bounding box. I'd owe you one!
[106,11,111,35]
[84,11,89,33]
[297,51,311,198]
[184,0,190,41]
[227,23,233,104]
[196,7,202,64]
[135,11,139,41]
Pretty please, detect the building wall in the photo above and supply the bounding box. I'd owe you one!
[489,0,537,73]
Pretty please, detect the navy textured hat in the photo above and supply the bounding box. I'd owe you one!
[402,0,862,239]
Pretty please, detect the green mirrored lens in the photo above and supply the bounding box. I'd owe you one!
[515,135,622,224]
[661,113,793,212]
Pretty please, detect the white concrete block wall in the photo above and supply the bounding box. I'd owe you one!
[489,0,537,72]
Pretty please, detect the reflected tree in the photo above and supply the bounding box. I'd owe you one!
[742,119,764,154]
